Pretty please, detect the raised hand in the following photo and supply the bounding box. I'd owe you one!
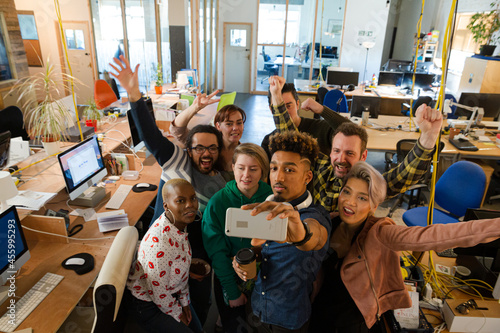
[269,76,286,106]
[302,98,324,114]
[192,90,220,112]
[109,55,142,102]
[414,104,443,149]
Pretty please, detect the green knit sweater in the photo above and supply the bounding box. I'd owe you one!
[202,180,272,300]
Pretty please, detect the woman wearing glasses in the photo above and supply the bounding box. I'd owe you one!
[309,161,500,333]
[202,143,272,333]
[171,92,246,181]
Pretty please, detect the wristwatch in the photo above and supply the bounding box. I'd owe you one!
[291,220,313,246]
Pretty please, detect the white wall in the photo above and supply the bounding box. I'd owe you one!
[341,0,390,81]
[14,0,92,98]
[217,0,258,91]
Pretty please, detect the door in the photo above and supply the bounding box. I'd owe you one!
[224,23,252,93]
[59,21,96,104]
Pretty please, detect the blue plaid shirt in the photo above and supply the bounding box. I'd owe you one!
[251,192,332,329]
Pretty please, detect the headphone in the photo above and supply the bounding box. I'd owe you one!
[347,84,356,92]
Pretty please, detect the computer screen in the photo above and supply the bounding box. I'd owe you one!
[454,93,500,120]
[0,131,11,170]
[378,71,404,86]
[57,136,107,200]
[127,99,155,152]
[327,71,359,87]
[0,206,30,285]
[383,59,412,72]
[401,73,435,90]
[350,96,381,119]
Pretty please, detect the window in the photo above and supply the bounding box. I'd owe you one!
[230,29,247,47]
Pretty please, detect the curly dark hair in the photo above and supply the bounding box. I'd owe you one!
[332,122,368,154]
[268,131,319,165]
[186,124,223,151]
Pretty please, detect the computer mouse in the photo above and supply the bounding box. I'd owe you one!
[136,183,151,188]
[65,258,86,266]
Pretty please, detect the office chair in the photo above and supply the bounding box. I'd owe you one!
[0,106,30,141]
[401,96,433,117]
[94,80,118,109]
[386,139,444,217]
[402,161,486,227]
[261,47,278,84]
[92,226,138,333]
[323,89,349,113]
[217,91,237,111]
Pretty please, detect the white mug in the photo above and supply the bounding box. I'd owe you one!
[452,265,471,279]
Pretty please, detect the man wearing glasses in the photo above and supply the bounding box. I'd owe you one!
[110,55,226,327]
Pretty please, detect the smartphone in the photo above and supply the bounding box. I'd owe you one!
[225,208,288,242]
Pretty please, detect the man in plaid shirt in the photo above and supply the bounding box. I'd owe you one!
[266,76,443,213]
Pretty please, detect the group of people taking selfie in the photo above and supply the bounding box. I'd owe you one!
[109,55,500,333]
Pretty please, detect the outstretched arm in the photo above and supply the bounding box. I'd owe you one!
[383,105,442,197]
[109,56,175,166]
[269,76,298,132]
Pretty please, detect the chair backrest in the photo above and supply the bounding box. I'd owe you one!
[323,89,348,113]
[217,92,237,111]
[411,96,433,117]
[435,161,486,217]
[92,226,139,333]
[95,80,118,109]
[0,106,30,141]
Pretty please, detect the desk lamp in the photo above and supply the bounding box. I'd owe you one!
[0,171,18,213]
[177,73,189,90]
[445,99,484,133]
[362,41,376,83]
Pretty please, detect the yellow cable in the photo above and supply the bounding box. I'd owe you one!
[54,0,84,142]
[409,0,426,131]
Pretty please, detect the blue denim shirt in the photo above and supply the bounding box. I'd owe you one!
[251,193,332,329]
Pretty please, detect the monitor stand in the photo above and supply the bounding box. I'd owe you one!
[69,186,106,208]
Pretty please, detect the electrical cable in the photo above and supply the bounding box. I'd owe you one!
[22,225,115,241]
[54,0,83,142]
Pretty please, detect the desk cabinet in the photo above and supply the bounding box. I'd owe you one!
[458,57,500,94]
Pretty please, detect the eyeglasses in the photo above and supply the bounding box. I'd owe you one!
[190,145,219,154]
[455,299,488,315]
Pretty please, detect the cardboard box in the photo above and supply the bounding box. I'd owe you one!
[443,299,500,332]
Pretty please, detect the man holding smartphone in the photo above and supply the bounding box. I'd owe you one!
[234,131,331,332]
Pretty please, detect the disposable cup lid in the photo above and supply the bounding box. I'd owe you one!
[235,248,255,265]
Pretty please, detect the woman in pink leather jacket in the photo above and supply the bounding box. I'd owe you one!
[310,161,500,333]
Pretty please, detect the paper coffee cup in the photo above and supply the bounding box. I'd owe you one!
[362,111,369,126]
[235,248,256,280]
[454,265,471,279]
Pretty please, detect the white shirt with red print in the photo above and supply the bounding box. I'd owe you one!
[127,213,192,321]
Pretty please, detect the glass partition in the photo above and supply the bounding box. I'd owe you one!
[256,45,284,92]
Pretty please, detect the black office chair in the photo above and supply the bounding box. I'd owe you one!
[261,47,278,84]
[0,106,30,141]
[401,96,433,117]
[386,139,445,217]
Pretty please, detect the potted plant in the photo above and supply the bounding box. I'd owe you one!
[83,99,103,132]
[11,60,76,155]
[467,2,500,56]
[153,63,163,94]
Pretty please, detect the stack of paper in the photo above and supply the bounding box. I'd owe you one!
[96,209,129,232]
[7,191,57,211]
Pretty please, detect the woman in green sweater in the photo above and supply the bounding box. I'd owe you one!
[202,143,272,333]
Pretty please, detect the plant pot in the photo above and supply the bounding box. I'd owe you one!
[85,119,98,132]
[479,45,496,56]
[42,141,61,156]
[154,85,163,94]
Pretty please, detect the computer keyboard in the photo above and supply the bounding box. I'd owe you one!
[436,248,457,258]
[0,272,64,332]
[105,184,133,209]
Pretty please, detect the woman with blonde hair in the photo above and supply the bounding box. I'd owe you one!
[310,161,500,333]
[202,143,272,333]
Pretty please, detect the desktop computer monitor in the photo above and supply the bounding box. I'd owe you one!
[127,99,155,152]
[401,73,435,90]
[350,96,380,119]
[326,71,359,87]
[57,136,107,201]
[0,131,11,170]
[0,206,30,286]
[454,93,500,120]
[378,71,404,86]
[383,59,413,72]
